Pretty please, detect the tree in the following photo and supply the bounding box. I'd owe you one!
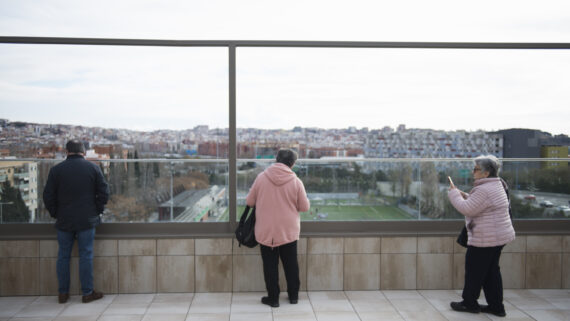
[0,181,29,222]
[420,162,442,218]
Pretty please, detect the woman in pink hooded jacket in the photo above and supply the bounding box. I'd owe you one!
[246,149,310,308]
[448,155,515,317]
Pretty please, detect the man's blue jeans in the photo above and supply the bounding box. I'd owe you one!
[57,228,95,296]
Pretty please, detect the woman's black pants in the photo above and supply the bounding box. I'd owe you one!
[462,245,505,312]
[260,241,300,301]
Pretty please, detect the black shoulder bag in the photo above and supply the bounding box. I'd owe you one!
[235,206,258,248]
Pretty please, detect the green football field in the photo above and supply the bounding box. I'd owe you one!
[228,204,414,221]
[300,205,413,221]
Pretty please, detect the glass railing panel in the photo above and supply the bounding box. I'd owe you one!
[502,160,570,219]
[2,158,567,224]
[237,158,570,221]
[0,159,229,223]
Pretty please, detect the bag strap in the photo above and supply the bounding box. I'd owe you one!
[239,205,251,224]
[500,178,513,220]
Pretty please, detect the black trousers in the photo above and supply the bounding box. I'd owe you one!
[260,240,300,301]
[462,245,505,311]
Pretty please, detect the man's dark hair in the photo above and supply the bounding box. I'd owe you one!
[66,139,86,154]
[276,149,298,167]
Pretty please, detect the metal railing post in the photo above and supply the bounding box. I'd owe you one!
[229,44,237,231]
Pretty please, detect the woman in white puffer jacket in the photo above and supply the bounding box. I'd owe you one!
[448,155,515,318]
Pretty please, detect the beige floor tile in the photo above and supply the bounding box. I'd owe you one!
[528,289,570,298]
[398,310,447,321]
[486,308,534,321]
[152,293,194,303]
[344,290,386,301]
[486,306,534,321]
[440,310,492,321]
[6,318,54,321]
[272,293,313,314]
[419,289,462,300]
[503,290,539,299]
[350,299,396,312]
[388,298,436,312]
[113,294,155,304]
[506,297,558,310]
[103,303,150,315]
[545,297,570,310]
[59,303,109,316]
[310,299,354,312]
[229,313,273,321]
[231,292,263,300]
[97,316,143,321]
[94,294,117,305]
[146,302,190,315]
[426,298,454,311]
[53,316,99,321]
[382,290,423,300]
[273,312,317,321]
[32,296,60,304]
[14,303,66,318]
[356,311,404,321]
[307,291,347,301]
[523,310,570,321]
[314,311,360,321]
[0,297,36,317]
[141,315,187,321]
[0,296,38,304]
[230,293,271,313]
[189,293,231,314]
[185,314,229,321]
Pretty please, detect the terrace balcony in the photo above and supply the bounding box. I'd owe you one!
[0,37,569,320]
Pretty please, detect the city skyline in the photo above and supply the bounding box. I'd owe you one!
[1,1,570,135]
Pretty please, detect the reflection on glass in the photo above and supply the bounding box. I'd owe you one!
[0,160,229,223]
[1,159,568,224]
[237,159,570,221]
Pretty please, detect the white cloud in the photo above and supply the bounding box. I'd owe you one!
[0,0,569,134]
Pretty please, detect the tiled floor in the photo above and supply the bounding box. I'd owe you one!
[0,289,569,321]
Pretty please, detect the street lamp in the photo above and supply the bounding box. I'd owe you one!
[0,201,14,224]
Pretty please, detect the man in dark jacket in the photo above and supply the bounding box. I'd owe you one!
[43,139,109,304]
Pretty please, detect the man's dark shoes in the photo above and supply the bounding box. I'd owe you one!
[450,301,480,313]
[261,296,279,307]
[82,290,104,303]
[289,297,298,304]
[480,305,507,317]
[58,293,69,304]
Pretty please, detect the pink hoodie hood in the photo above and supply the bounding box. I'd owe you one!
[246,163,310,247]
[264,163,297,186]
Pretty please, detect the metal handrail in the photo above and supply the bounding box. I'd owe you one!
[2,37,570,49]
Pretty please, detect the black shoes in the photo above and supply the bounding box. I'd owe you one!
[289,298,298,304]
[82,290,104,303]
[481,305,507,317]
[450,301,480,314]
[58,293,69,304]
[261,296,279,307]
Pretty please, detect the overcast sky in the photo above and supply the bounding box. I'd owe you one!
[1,0,569,135]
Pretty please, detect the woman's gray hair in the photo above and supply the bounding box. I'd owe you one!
[276,148,298,167]
[474,154,501,177]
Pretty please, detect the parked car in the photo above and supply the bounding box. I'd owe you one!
[524,194,536,201]
[557,205,570,214]
[539,200,554,208]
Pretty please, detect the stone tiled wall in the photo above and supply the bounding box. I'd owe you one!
[1,235,568,296]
